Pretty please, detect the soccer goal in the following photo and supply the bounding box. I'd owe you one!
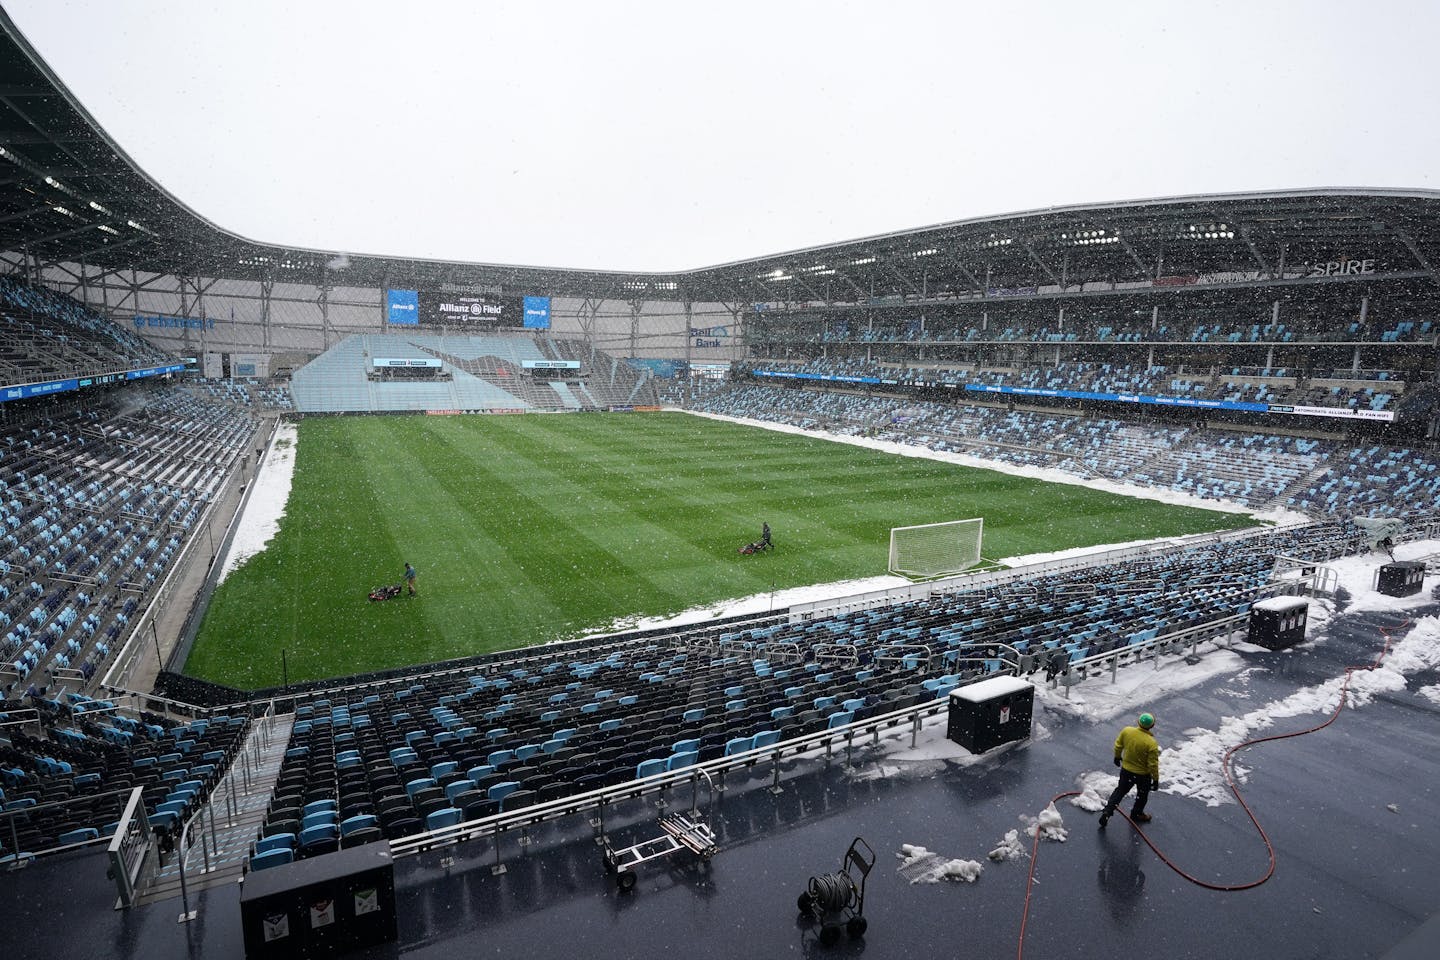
[888,518,984,579]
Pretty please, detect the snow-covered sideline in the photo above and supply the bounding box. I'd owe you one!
[218,422,297,583]
[680,408,1310,526]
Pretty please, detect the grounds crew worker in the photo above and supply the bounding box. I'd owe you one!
[1099,712,1160,827]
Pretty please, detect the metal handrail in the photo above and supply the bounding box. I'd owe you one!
[107,786,152,907]
[174,702,274,920]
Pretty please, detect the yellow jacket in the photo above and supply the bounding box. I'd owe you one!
[1114,725,1160,780]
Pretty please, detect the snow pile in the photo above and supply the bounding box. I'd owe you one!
[987,829,1028,862]
[1419,684,1440,706]
[1068,770,1114,813]
[1023,802,1068,842]
[1039,650,1246,725]
[600,573,907,637]
[219,423,297,583]
[896,843,984,884]
[1148,616,1440,807]
[1325,547,1440,615]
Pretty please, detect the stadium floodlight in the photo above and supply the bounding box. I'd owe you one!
[888,518,984,580]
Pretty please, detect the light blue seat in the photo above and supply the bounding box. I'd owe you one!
[425,807,463,831]
[666,751,698,771]
[303,798,337,817]
[751,730,781,750]
[445,779,476,802]
[488,781,520,803]
[254,833,296,854]
[406,777,438,798]
[724,737,752,757]
[302,810,337,831]
[635,758,667,779]
[339,814,377,838]
[298,823,337,852]
[250,847,294,871]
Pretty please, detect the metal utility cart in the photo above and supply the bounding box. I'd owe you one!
[795,836,875,946]
[601,770,718,891]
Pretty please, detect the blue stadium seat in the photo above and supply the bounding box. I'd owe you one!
[250,847,294,872]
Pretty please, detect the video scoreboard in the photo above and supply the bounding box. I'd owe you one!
[387,289,550,330]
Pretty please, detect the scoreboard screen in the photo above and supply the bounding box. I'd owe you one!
[420,291,513,326]
[387,290,550,329]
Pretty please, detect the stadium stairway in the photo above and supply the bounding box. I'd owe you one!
[136,711,295,903]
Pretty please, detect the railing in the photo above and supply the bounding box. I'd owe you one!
[0,707,41,731]
[0,786,132,864]
[108,787,153,907]
[174,702,277,921]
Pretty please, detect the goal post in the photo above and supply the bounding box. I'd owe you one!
[888,518,984,579]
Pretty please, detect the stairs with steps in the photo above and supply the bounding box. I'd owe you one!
[137,712,295,906]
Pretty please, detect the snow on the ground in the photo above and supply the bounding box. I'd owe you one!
[219,422,297,583]
[896,843,984,884]
[1037,649,1249,725]
[1324,542,1440,615]
[682,408,1309,526]
[1069,770,1114,813]
[987,829,1028,862]
[598,574,908,636]
[1106,615,1440,808]
[1023,802,1069,842]
[1420,684,1440,706]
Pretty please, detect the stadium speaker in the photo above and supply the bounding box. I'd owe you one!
[1248,596,1309,651]
[1377,561,1425,598]
[947,677,1033,754]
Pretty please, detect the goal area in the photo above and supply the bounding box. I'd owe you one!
[888,518,984,579]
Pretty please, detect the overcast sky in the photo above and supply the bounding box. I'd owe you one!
[7,1,1438,273]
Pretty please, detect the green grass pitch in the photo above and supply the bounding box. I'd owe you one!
[184,412,1255,688]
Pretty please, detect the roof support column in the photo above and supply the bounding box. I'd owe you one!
[683,299,693,406]
[319,282,331,351]
[628,299,643,358]
[261,276,274,350]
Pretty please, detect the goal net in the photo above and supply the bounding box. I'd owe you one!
[888,518,984,579]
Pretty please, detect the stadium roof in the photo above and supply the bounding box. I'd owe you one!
[2,8,1439,304]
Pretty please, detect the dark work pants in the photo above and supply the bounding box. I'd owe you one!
[1103,768,1151,817]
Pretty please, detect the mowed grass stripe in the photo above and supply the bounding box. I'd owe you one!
[186,412,1253,688]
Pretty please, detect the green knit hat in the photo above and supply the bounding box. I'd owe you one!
[1138,713,1155,729]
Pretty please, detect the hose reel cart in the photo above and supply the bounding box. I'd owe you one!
[795,836,875,945]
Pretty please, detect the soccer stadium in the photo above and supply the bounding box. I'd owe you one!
[2,9,1439,960]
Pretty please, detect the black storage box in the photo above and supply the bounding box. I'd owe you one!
[947,676,1034,754]
[1377,561,1425,598]
[1248,596,1309,651]
[240,844,398,959]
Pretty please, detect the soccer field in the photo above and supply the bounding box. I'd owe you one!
[184,412,1255,688]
